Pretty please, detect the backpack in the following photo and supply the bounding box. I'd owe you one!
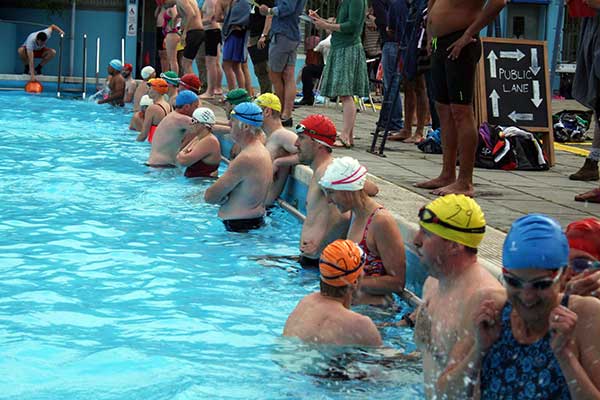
[417,128,443,154]
[552,110,593,143]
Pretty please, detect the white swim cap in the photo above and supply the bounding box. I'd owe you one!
[140,95,153,107]
[141,65,156,80]
[192,107,216,127]
[319,157,367,191]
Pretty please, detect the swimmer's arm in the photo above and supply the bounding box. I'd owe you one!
[27,48,36,81]
[558,297,600,399]
[212,123,231,134]
[177,136,217,166]
[137,105,157,141]
[49,24,65,35]
[204,158,243,204]
[273,153,299,169]
[350,317,383,347]
[462,0,507,39]
[99,79,125,104]
[359,216,406,295]
[364,180,379,196]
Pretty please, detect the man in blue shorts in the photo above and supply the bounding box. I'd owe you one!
[414,0,505,196]
[221,0,250,90]
[260,0,307,127]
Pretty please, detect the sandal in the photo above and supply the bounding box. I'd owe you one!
[333,137,353,148]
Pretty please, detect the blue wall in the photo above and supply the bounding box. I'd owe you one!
[0,22,16,74]
[0,7,128,78]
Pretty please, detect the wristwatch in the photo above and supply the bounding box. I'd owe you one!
[260,33,266,38]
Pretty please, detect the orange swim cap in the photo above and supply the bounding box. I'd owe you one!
[147,78,169,95]
[319,240,365,287]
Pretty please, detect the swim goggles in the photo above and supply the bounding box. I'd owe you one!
[295,123,335,142]
[501,268,563,291]
[418,207,486,234]
[319,251,367,284]
[229,109,263,124]
[570,257,600,274]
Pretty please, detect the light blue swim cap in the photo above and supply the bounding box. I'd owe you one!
[175,90,198,107]
[231,102,263,127]
[503,214,569,270]
[109,59,122,71]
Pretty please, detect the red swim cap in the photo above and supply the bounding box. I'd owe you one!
[123,63,133,72]
[566,217,600,260]
[296,114,337,147]
[180,73,201,94]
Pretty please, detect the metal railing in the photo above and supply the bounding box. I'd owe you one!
[57,34,64,98]
[82,34,88,99]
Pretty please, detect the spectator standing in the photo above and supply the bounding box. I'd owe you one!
[310,0,369,148]
[248,0,274,95]
[200,0,224,98]
[259,0,308,127]
[155,1,169,73]
[221,0,250,90]
[297,26,332,106]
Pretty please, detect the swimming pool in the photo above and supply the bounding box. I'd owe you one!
[0,93,423,399]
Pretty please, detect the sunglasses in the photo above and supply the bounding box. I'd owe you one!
[502,268,563,290]
[418,207,485,234]
[570,257,600,274]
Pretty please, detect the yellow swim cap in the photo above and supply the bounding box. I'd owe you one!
[254,93,282,113]
[419,194,486,248]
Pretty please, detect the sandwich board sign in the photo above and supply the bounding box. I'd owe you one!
[476,37,555,165]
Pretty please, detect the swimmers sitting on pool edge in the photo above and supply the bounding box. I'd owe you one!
[284,239,383,347]
[205,102,272,232]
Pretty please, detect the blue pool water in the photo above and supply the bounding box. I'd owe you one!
[0,93,423,399]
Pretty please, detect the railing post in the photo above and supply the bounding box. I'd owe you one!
[57,33,64,98]
[121,37,125,65]
[95,37,100,89]
[82,33,87,99]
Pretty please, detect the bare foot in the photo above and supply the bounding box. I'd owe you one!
[199,92,215,99]
[574,187,600,203]
[431,180,475,197]
[414,176,455,190]
[403,134,423,144]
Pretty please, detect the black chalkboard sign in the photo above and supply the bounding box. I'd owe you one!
[476,37,554,165]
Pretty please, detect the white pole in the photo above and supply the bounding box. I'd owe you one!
[69,0,76,76]
[121,38,125,64]
[96,37,100,74]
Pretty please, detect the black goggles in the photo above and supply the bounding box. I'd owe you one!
[418,207,485,234]
[319,252,366,283]
[230,109,262,124]
[570,257,600,274]
[502,268,563,291]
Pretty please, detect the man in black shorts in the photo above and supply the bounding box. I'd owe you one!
[415,0,505,197]
[167,0,206,75]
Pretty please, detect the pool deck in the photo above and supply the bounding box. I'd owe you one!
[286,98,598,270]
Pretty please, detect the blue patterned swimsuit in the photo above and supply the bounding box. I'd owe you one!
[480,296,571,400]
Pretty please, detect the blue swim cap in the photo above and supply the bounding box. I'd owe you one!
[231,102,263,127]
[503,214,569,270]
[175,90,198,107]
[109,59,122,71]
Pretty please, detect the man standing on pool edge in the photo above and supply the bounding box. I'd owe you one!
[414,0,506,197]
[205,102,273,232]
[18,24,64,82]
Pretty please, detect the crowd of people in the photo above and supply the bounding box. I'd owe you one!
[16,0,600,396]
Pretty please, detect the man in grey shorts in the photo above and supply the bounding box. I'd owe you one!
[260,0,307,127]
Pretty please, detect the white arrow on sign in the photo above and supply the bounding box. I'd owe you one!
[489,90,500,117]
[487,51,498,78]
[529,48,540,76]
[531,81,543,108]
[500,49,525,61]
[508,111,534,122]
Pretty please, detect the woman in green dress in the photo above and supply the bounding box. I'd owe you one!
[310,0,369,148]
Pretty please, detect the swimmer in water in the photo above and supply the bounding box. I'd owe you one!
[283,239,383,346]
[132,66,156,113]
[411,194,501,399]
[97,59,125,106]
[129,94,153,131]
[447,214,600,398]
[137,78,172,142]
[146,89,199,167]
[122,63,137,104]
[320,157,404,306]
[562,218,600,300]
[204,102,272,232]
[177,107,221,178]
[254,93,299,207]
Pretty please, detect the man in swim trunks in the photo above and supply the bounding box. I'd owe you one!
[98,59,126,106]
[147,90,199,167]
[164,0,205,75]
[444,214,600,398]
[177,107,222,178]
[320,157,404,306]
[259,0,307,126]
[411,194,502,399]
[137,78,172,142]
[133,66,156,113]
[414,0,505,196]
[122,63,137,104]
[294,115,350,268]
[200,0,224,99]
[254,93,298,206]
[284,239,383,346]
[130,94,153,131]
[204,102,272,232]
[18,24,64,82]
